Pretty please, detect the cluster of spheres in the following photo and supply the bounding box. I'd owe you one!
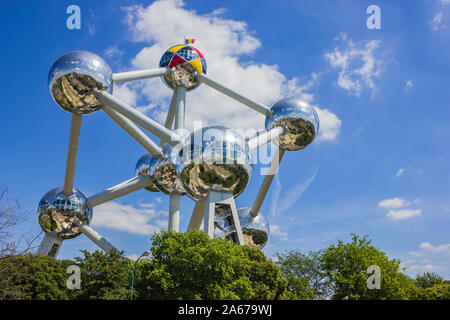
[39,42,319,250]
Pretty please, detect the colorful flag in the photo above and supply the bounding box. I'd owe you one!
[184,38,195,44]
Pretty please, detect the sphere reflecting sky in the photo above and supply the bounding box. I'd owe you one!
[177,126,252,200]
[150,145,186,195]
[238,207,270,249]
[48,51,113,114]
[265,98,319,151]
[135,153,160,193]
[159,44,206,91]
[37,187,92,239]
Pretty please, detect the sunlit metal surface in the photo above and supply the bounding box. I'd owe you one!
[48,51,113,114]
[150,145,186,195]
[238,207,269,249]
[135,153,160,192]
[213,207,269,249]
[38,187,92,239]
[265,98,319,151]
[177,126,253,200]
[159,44,206,91]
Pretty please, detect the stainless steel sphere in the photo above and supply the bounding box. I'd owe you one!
[265,98,319,151]
[135,153,160,193]
[238,207,270,249]
[48,51,113,114]
[159,44,207,91]
[37,187,92,239]
[177,126,253,200]
[150,145,186,195]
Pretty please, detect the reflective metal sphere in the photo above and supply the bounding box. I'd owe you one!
[159,44,207,91]
[48,51,113,114]
[238,208,270,249]
[37,187,92,239]
[265,98,319,151]
[150,145,186,195]
[177,126,252,200]
[135,153,160,192]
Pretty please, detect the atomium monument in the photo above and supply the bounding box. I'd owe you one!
[37,40,319,258]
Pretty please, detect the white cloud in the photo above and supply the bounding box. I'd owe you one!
[419,242,450,253]
[270,225,288,240]
[104,45,124,60]
[405,81,414,90]
[408,264,446,273]
[120,0,341,142]
[431,11,445,31]
[113,83,138,106]
[325,33,384,97]
[395,168,405,177]
[92,201,165,235]
[386,209,422,221]
[409,251,424,257]
[314,107,342,142]
[378,197,410,208]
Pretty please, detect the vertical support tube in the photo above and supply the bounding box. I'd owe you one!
[168,194,180,232]
[168,86,186,232]
[63,114,82,196]
[37,232,63,258]
[250,147,286,217]
[174,86,186,135]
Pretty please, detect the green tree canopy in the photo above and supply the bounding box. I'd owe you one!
[135,231,286,300]
[320,234,418,300]
[73,250,131,300]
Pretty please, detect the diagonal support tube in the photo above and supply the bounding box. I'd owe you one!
[86,175,154,208]
[63,114,82,196]
[187,199,205,231]
[163,91,177,131]
[250,147,285,217]
[247,126,285,151]
[196,74,271,116]
[79,222,119,254]
[103,105,164,159]
[96,90,183,147]
[112,67,170,83]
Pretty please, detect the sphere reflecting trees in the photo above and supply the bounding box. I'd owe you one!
[177,126,252,200]
[159,44,207,91]
[37,187,92,239]
[265,98,319,151]
[135,153,160,192]
[238,208,270,249]
[48,51,113,114]
[150,145,186,195]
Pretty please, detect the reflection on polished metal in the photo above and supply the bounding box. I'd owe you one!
[159,43,207,91]
[265,98,319,151]
[38,187,92,239]
[177,126,253,200]
[49,51,113,114]
[135,154,160,192]
[39,39,322,257]
[238,207,270,249]
[151,145,186,195]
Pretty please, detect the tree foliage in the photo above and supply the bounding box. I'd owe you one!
[136,231,286,300]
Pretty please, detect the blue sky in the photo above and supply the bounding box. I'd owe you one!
[0,0,449,278]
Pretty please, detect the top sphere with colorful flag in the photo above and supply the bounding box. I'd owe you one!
[159,41,207,91]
